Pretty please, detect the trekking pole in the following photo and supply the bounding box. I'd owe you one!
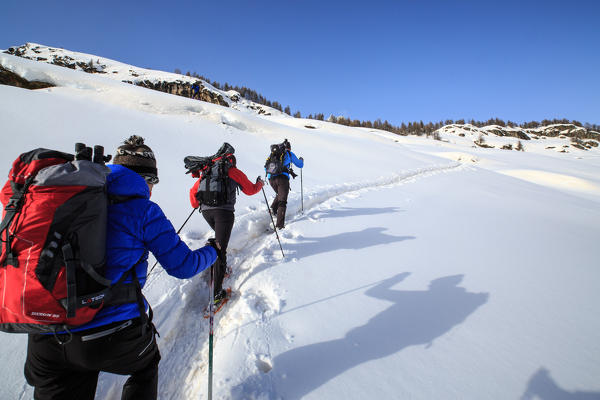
[208,263,215,400]
[300,168,304,214]
[261,187,285,258]
[148,207,197,275]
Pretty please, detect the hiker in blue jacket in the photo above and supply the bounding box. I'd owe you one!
[24,135,219,400]
[265,139,303,229]
[191,82,201,99]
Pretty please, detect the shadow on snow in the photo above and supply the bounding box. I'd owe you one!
[305,206,405,221]
[237,227,414,290]
[521,368,600,400]
[285,227,415,259]
[232,272,489,399]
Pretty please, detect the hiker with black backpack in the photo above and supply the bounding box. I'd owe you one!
[186,143,264,307]
[265,139,304,229]
[6,136,220,400]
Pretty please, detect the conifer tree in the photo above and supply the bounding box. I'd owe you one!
[516,141,525,151]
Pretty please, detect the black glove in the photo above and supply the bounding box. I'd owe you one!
[299,157,304,162]
[205,238,224,262]
[256,176,264,185]
[289,169,298,179]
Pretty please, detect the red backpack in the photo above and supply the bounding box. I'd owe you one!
[0,144,139,334]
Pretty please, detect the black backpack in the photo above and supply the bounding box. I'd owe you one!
[185,143,236,207]
[265,142,289,175]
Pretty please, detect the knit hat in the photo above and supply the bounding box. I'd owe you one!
[113,135,158,183]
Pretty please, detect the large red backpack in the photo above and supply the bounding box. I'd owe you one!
[0,144,139,334]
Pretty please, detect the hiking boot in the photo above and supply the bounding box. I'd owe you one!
[214,289,228,305]
[276,206,286,230]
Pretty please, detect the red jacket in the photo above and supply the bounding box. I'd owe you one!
[189,166,263,209]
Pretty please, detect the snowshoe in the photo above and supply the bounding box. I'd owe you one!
[204,288,232,318]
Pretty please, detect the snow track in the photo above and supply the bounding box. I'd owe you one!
[138,161,464,400]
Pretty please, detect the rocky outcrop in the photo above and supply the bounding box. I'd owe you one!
[437,123,600,153]
[441,124,600,142]
[0,65,54,89]
[529,124,593,139]
[4,43,230,108]
[5,45,107,73]
[133,80,229,107]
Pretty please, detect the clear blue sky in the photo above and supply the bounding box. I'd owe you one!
[2,0,599,125]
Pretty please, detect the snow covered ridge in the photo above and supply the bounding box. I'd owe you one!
[3,42,599,155]
[3,42,279,116]
[437,123,600,153]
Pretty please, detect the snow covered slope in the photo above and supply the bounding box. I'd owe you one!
[1,49,599,400]
[4,42,285,116]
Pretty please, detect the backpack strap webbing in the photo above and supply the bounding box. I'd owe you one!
[60,248,147,319]
[0,177,36,268]
[131,267,153,336]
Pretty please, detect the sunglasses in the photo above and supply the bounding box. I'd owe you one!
[143,175,160,185]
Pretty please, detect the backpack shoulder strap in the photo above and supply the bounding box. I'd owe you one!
[108,194,145,205]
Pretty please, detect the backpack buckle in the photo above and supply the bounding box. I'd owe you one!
[5,198,19,210]
[3,252,19,268]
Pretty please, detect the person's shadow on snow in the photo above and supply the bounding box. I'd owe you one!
[521,368,600,399]
[238,228,414,288]
[307,206,404,221]
[231,272,489,400]
[285,227,415,259]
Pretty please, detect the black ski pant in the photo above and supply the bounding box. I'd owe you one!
[24,318,160,400]
[202,208,235,293]
[269,175,290,228]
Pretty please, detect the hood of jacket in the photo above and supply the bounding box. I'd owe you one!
[107,164,150,199]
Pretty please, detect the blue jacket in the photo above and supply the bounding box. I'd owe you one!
[266,150,304,179]
[73,164,217,331]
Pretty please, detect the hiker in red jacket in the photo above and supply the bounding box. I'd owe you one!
[189,149,264,305]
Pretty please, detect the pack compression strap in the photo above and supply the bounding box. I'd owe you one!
[0,177,35,267]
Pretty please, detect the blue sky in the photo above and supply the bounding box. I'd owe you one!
[2,0,599,125]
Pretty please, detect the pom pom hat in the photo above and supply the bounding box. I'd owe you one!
[113,135,159,183]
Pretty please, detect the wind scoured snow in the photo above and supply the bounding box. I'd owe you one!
[1,51,599,400]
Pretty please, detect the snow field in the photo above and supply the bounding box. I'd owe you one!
[1,50,599,400]
[143,161,466,399]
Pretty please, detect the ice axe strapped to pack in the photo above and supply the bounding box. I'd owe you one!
[0,144,142,334]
